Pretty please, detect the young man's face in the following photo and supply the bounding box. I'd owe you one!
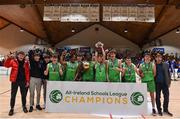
[77,56,82,62]
[110,52,116,59]
[155,55,162,63]
[97,55,103,63]
[44,57,50,63]
[17,54,25,61]
[34,55,40,62]
[85,54,92,62]
[70,55,76,63]
[51,57,58,63]
[144,55,151,62]
[125,58,132,65]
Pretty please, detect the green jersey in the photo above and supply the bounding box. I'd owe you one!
[141,62,154,82]
[82,61,95,81]
[47,63,61,81]
[108,58,121,82]
[65,62,78,81]
[95,63,106,82]
[123,63,136,82]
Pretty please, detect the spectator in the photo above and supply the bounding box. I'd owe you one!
[177,60,180,78]
[29,52,43,112]
[155,52,173,116]
[4,51,30,116]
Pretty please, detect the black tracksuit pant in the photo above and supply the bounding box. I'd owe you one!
[10,81,28,109]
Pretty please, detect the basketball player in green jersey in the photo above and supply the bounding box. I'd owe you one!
[107,49,122,82]
[122,56,139,82]
[80,53,95,81]
[139,51,157,116]
[94,44,108,82]
[44,54,63,81]
[60,51,78,81]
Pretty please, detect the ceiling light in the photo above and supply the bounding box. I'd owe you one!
[124,29,128,33]
[176,29,180,34]
[20,28,24,32]
[71,28,75,33]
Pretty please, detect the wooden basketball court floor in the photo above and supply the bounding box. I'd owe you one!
[0,75,180,119]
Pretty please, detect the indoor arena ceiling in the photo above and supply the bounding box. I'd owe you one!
[0,0,180,47]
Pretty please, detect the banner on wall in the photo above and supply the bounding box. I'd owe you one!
[46,81,147,115]
[79,47,91,53]
[43,4,99,22]
[103,5,155,22]
[152,48,165,53]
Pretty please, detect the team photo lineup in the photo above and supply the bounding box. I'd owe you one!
[0,1,180,118]
[2,41,180,117]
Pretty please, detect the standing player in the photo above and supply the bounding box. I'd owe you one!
[122,56,139,82]
[107,49,122,82]
[94,42,108,82]
[139,51,157,115]
[60,52,78,81]
[44,54,63,81]
[81,53,95,81]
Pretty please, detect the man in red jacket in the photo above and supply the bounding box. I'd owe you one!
[4,51,30,116]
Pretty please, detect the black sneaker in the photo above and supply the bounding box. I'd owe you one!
[8,109,14,116]
[36,105,42,110]
[158,111,163,116]
[29,106,33,112]
[23,107,28,113]
[152,108,156,116]
[164,111,173,117]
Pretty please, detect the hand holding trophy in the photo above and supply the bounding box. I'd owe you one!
[95,41,104,48]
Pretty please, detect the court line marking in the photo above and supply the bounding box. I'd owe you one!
[0,90,10,95]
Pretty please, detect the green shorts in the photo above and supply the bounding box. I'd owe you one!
[143,80,155,92]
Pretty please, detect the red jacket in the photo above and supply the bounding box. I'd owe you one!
[4,58,30,83]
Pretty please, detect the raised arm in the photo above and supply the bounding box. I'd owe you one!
[4,54,15,68]
[60,50,67,66]
[101,46,106,62]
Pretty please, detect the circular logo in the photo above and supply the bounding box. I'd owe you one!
[130,92,144,106]
[49,90,63,103]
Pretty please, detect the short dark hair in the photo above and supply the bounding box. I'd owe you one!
[109,49,116,53]
[51,53,58,58]
[125,56,131,60]
[34,53,40,56]
[143,50,151,57]
[17,51,25,55]
[43,54,50,58]
[155,50,164,56]
[70,54,76,59]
